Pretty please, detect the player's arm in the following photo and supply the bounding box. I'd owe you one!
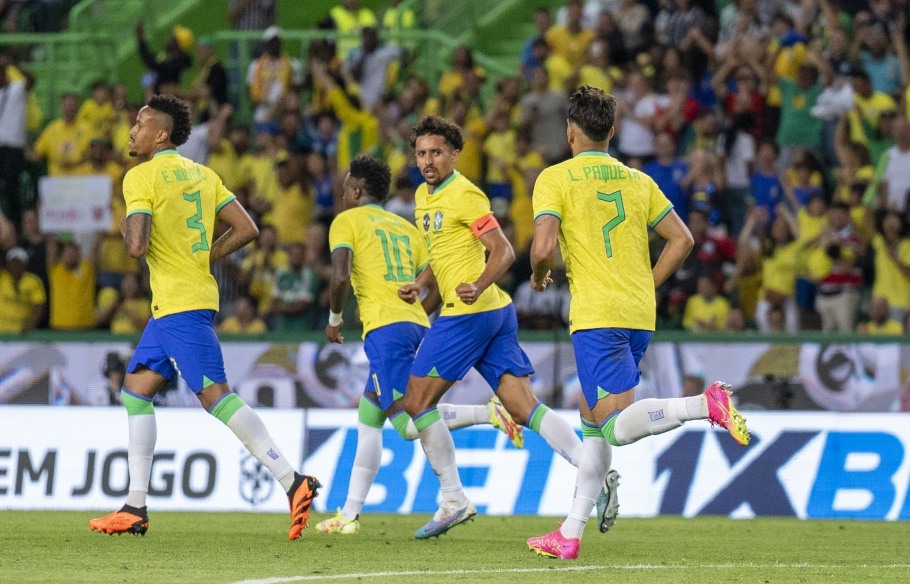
[456,218,515,305]
[122,212,152,259]
[651,209,695,288]
[418,264,442,314]
[529,213,559,291]
[210,199,259,262]
[325,246,353,343]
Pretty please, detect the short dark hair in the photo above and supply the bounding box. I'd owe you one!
[410,115,464,151]
[349,155,392,202]
[567,85,615,143]
[147,94,192,147]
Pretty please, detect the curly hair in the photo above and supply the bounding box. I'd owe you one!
[567,85,615,143]
[147,94,192,147]
[410,115,464,151]
[349,155,392,202]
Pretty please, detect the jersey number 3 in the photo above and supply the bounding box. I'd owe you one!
[597,190,625,258]
[184,191,210,253]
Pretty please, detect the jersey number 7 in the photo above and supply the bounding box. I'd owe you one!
[597,190,625,258]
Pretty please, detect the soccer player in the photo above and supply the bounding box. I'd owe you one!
[315,155,524,535]
[527,86,750,559]
[398,116,586,539]
[88,95,320,540]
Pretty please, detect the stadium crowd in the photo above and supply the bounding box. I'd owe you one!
[1,0,909,337]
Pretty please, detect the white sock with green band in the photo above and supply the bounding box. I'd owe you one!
[122,390,156,508]
[528,403,583,466]
[413,408,465,506]
[401,404,490,440]
[210,393,296,492]
[560,436,611,539]
[608,396,707,446]
[342,423,382,520]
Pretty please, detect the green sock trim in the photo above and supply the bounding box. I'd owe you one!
[210,393,246,425]
[358,397,386,429]
[601,415,620,446]
[581,418,601,438]
[528,403,550,433]
[390,411,411,439]
[121,391,154,416]
[413,408,441,431]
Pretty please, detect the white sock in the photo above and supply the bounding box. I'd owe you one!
[341,423,382,520]
[125,414,156,508]
[613,396,707,445]
[536,409,583,467]
[226,405,296,491]
[560,437,612,539]
[417,417,465,506]
[403,404,488,439]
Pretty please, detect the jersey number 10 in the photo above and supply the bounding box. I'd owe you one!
[375,229,414,282]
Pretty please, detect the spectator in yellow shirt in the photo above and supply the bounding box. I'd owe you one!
[31,93,88,176]
[545,0,594,69]
[239,224,289,316]
[683,275,732,332]
[218,295,268,334]
[482,110,516,216]
[95,273,150,334]
[509,131,545,252]
[0,247,45,334]
[47,238,96,330]
[77,81,116,141]
[858,297,904,335]
[269,157,314,246]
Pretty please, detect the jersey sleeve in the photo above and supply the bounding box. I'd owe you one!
[646,176,674,227]
[459,185,494,226]
[532,167,564,220]
[212,170,236,213]
[328,212,355,252]
[123,168,153,217]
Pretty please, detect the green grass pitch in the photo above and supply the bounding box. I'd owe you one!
[2,511,908,583]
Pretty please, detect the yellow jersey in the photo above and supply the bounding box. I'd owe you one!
[270,182,314,245]
[483,130,516,184]
[760,241,799,297]
[330,204,430,336]
[865,319,904,335]
[533,151,673,332]
[49,260,95,330]
[871,235,910,310]
[218,316,268,334]
[682,294,731,331]
[77,99,116,140]
[34,119,88,176]
[0,270,45,333]
[414,171,512,316]
[123,149,235,318]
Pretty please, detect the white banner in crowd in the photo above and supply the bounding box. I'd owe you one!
[3,407,910,521]
[0,340,906,412]
[38,175,112,233]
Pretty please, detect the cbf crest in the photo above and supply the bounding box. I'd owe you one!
[433,210,443,230]
[423,213,430,231]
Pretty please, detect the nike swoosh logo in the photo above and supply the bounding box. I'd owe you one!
[476,219,491,231]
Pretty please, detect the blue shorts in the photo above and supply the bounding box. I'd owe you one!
[363,321,427,410]
[127,310,227,393]
[411,304,534,390]
[572,328,652,409]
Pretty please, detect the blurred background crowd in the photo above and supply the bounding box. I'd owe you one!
[0,0,909,338]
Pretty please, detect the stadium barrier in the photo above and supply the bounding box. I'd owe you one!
[2,407,909,520]
[1,335,907,411]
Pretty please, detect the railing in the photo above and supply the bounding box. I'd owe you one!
[0,32,118,121]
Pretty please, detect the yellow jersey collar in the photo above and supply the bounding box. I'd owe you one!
[575,150,611,158]
[429,170,459,195]
[153,148,179,158]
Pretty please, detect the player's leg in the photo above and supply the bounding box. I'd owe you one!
[89,319,173,536]
[163,310,320,540]
[391,399,523,447]
[477,305,581,465]
[581,330,750,447]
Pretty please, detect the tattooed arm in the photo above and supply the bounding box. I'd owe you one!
[122,213,152,259]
